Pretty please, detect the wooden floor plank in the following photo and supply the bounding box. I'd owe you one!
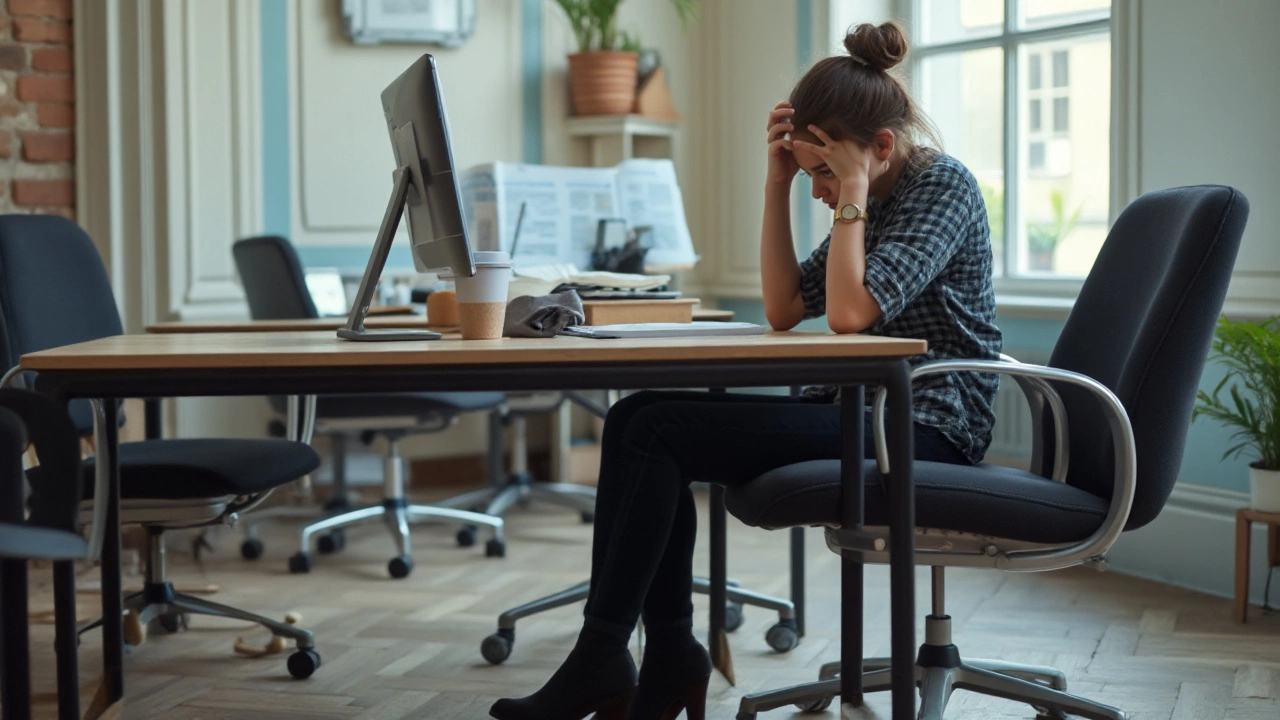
[17,491,1280,719]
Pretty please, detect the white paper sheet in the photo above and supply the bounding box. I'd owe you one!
[461,159,698,270]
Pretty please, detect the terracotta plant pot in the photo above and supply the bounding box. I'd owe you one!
[568,51,639,116]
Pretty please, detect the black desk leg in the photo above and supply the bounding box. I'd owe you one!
[144,398,162,440]
[2,558,31,720]
[708,483,727,674]
[100,398,125,705]
[884,363,916,720]
[839,386,865,709]
[53,560,79,720]
[790,526,805,637]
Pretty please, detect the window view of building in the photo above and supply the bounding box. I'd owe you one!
[854,0,1113,279]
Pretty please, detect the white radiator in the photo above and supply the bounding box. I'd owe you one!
[985,348,1051,466]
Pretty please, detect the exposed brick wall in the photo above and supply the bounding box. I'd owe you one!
[0,0,73,219]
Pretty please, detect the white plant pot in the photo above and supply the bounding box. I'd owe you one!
[1249,464,1280,513]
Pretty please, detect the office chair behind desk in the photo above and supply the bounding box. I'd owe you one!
[727,184,1250,719]
[233,235,507,576]
[0,215,323,682]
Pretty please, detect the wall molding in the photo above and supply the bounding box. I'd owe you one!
[1107,482,1277,607]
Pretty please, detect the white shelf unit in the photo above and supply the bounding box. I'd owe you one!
[566,114,680,168]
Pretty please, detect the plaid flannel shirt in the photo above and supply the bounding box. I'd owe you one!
[799,152,1002,464]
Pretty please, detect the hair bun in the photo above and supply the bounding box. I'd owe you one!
[844,21,909,71]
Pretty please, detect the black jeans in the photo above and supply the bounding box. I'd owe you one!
[584,390,971,633]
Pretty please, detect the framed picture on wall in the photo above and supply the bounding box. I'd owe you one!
[342,0,477,47]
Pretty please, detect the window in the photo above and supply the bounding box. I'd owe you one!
[908,0,1112,280]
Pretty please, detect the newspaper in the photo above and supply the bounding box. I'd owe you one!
[460,159,698,270]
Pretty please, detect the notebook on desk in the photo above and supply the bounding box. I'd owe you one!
[561,322,765,339]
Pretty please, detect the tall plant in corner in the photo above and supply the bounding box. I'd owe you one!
[1193,315,1280,511]
[552,0,700,116]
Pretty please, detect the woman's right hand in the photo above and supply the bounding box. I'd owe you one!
[766,102,800,188]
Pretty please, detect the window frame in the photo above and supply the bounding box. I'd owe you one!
[901,0,1113,300]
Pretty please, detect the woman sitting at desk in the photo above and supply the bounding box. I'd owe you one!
[491,21,1002,720]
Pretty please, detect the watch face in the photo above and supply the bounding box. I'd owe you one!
[840,204,857,220]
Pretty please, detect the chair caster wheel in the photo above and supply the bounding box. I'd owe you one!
[765,619,800,653]
[480,629,514,664]
[287,649,321,679]
[456,526,478,547]
[288,552,312,574]
[795,696,833,713]
[388,555,413,579]
[317,529,346,555]
[157,612,186,634]
[1035,709,1068,720]
[580,511,594,524]
[240,538,264,560]
[485,538,506,558]
[724,601,744,632]
[736,712,757,720]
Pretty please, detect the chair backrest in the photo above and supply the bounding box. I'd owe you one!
[0,389,82,533]
[0,215,124,434]
[232,236,319,320]
[1048,185,1248,530]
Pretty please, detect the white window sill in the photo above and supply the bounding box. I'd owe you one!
[995,294,1076,320]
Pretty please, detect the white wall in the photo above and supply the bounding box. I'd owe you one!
[287,0,523,249]
[1136,0,1280,317]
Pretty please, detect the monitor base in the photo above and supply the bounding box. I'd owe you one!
[337,328,442,342]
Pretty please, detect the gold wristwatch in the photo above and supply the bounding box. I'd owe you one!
[834,203,868,224]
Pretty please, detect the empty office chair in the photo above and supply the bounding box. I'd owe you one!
[725,185,1249,719]
[0,389,85,720]
[0,215,323,679]
[232,235,508,575]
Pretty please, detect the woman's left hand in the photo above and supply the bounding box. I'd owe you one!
[793,125,876,192]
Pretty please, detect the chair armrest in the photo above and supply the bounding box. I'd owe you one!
[871,359,1136,572]
[872,356,1070,482]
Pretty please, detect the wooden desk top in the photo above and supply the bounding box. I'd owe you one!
[23,330,926,372]
[145,309,734,334]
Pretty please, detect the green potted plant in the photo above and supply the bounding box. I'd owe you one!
[1193,316,1280,511]
[552,0,698,116]
[1025,188,1082,272]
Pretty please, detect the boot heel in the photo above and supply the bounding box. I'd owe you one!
[661,674,710,720]
[592,687,636,720]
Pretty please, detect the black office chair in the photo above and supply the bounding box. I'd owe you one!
[232,235,508,577]
[726,185,1249,719]
[0,215,324,680]
[0,389,85,720]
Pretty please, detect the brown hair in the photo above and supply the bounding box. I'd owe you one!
[789,21,941,163]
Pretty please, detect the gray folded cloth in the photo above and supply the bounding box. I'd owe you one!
[503,290,585,338]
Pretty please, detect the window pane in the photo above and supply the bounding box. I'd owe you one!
[919,0,1003,45]
[1017,34,1110,276]
[1029,99,1042,132]
[919,47,1005,272]
[1053,97,1069,132]
[1052,50,1069,86]
[1020,0,1110,30]
[1028,54,1042,90]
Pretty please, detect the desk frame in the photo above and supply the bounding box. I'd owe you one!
[35,355,919,720]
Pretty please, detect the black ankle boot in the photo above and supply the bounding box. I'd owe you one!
[489,619,637,720]
[630,622,712,720]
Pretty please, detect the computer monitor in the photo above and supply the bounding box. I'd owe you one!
[338,54,475,341]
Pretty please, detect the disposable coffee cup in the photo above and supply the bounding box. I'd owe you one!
[447,251,512,340]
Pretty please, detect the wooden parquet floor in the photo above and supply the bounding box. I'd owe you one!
[18,490,1280,720]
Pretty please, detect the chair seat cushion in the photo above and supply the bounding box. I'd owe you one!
[725,460,1110,544]
[29,439,320,501]
[0,523,87,561]
[312,391,506,420]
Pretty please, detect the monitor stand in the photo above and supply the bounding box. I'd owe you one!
[337,165,441,342]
